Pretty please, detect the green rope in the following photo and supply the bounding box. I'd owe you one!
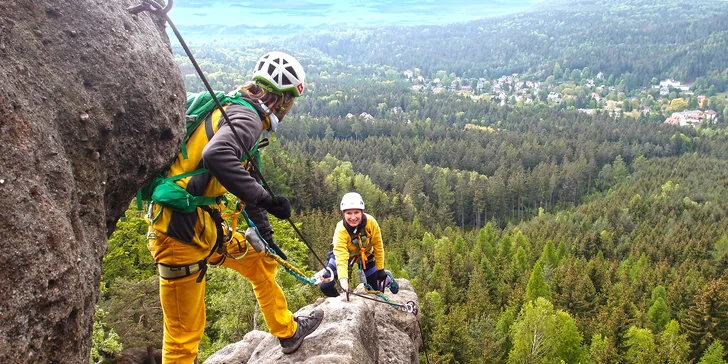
[240,210,316,285]
[356,260,399,309]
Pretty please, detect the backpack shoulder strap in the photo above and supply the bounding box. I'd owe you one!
[182,91,257,159]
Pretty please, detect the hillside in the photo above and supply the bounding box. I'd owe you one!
[276,0,728,83]
[98,0,728,363]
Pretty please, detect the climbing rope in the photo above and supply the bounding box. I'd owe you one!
[344,288,418,315]
[338,260,418,314]
[235,208,318,284]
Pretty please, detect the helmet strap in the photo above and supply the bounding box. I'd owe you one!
[257,100,279,132]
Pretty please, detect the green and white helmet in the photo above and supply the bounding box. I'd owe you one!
[253,51,306,97]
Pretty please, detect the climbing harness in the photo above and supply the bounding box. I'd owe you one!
[348,231,370,270]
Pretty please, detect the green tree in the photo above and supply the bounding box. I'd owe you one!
[667,98,688,113]
[430,305,470,363]
[698,341,727,364]
[711,234,728,262]
[647,296,670,332]
[623,326,658,364]
[612,155,629,185]
[104,208,156,286]
[476,223,497,259]
[555,310,588,363]
[556,241,568,262]
[658,320,691,364]
[512,246,530,283]
[508,298,558,364]
[590,333,618,364]
[683,279,728,360]
[103,276,163,354]
[508,297,586,363]
[553,63,563,79]
[495,307,517,362]
[91,307,123,363]
[539,240,559,270]
[526,261,552,302]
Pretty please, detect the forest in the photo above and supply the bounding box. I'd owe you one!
[93,0,728,363]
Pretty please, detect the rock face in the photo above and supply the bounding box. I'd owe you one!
[0,1,185,363]
[205,279,423,364]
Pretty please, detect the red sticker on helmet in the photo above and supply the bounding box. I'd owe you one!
[297,83,304,94]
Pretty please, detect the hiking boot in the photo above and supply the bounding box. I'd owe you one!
[386,270,399,294]
[279,309,324,354]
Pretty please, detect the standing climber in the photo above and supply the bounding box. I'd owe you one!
[147,51,323,362]
[319,192,399,298]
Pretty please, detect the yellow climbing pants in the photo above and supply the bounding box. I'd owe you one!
[147,230,297,364]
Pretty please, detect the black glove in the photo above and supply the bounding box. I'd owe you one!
[376,269,387,281]
[376,269,388,292]
[258,195,291,220]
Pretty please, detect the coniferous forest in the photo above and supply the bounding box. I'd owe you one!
[95,0,728,363]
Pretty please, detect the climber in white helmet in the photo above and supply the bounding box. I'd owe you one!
[318,192,399,299]
[147,51,323,361]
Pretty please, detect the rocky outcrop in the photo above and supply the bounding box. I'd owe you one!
[205,279,422,364]
[0,1,185,363]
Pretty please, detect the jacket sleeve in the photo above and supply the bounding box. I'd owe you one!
[367,214,385,271]
[202,104,272,235]
[332,222,351,281]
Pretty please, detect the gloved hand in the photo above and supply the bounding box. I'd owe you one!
[258,194,291,220]
[376,269,387,280]
[376,269,388,292]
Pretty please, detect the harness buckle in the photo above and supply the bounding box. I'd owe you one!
[157,261,203,280]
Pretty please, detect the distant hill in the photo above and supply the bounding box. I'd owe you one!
[172,0,728,85]
[246,0,728,85]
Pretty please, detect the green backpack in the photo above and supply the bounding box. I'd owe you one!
[137,90,262,214]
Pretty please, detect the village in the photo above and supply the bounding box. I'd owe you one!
[403,69,724,128]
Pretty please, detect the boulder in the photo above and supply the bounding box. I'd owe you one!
[0,0,185,362]
[205,279,422,364]
[115,347,163,364]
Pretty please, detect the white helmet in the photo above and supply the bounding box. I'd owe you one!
[340,192,365,211]
[253,51,306,97]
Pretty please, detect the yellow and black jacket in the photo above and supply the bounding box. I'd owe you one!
[151,93,273,247]
[331,213,385,280]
